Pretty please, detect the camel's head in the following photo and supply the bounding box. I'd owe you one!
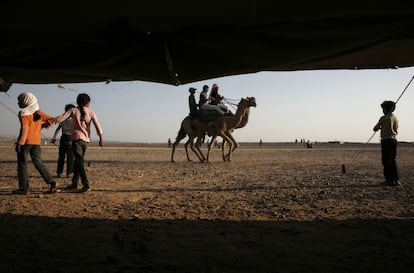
[239,97,256,108]
[247,97,256,107]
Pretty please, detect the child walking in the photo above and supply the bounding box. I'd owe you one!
[373,100,400,186]
[53,93,103,192]
[14,92,58,195]
[51,104,76,178]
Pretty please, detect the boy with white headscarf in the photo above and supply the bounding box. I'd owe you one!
[14,92,58,194]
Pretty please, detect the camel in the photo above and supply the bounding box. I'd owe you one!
[201,97,256,162]
[171,97,256,162]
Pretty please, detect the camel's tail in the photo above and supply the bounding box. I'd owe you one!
[175,126,187,142]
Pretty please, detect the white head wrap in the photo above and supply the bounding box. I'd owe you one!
[18,92,39,116]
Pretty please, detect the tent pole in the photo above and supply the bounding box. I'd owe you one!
[164,40,181,86]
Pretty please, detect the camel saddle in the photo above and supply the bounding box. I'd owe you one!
[190,109,221,123]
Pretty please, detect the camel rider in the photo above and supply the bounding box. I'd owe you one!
[188,87,198,117]
[199,84,225,115]
[209,83,230,113]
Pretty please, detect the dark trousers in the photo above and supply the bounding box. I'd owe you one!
[381,139,399,183]
[17,145,54,189]
[72,139,89,186]
[57,134,74,175]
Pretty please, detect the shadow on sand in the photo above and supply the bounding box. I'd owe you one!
[1,214,413,273]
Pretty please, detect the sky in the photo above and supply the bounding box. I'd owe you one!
[1,67,414,143]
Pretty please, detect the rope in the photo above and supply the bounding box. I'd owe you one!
[222,97,238,111]
[365,74,414,144]
[223,97,240,104]
[0,98,18,116]
[395,75,414,104]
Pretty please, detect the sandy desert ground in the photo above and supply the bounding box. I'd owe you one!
[0,142,413,273]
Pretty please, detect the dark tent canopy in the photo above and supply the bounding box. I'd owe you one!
[1,0,414,89]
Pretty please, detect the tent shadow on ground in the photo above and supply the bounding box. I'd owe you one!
[1,214,413,273]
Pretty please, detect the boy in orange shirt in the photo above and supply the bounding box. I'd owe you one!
[14,92,58,194]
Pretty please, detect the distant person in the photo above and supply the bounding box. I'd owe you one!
[188,87,198,116]
[51,103,76,178]
[373,100,400,186]
[52,93,104,192]
[209,83,229,113]
[13,92,58,195]
[199,84,225,115]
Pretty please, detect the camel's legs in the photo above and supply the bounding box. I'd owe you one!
[171,126,194,162]
[171,142,179,162]
[221,139,227,161]
[186,138,205,162]
[194,134,207,162]
[194,145,206,162]
[206,135,217,162]
[171,134,185,162]
[222,132,237,162]
[207,134,233,162]
[172,118,207,162]
[184,139,193,161]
